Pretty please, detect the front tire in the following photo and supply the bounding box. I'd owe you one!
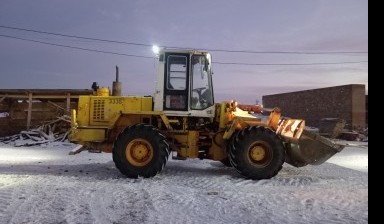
[220,158,232,167]
[112,124,170,178]
[228,126,285,180]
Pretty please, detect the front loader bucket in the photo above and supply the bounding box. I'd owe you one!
[284,129,345,167]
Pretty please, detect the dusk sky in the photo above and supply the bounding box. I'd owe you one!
[0,0,368,104]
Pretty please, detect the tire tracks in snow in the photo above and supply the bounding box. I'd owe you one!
[0,175,31,224]
[0,175,78,224]
[145,160,259,224]
[81,178,152,224]
[148,159,368,224]
[0,174,152,224]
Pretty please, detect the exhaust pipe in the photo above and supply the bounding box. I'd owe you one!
[112,65,122,96]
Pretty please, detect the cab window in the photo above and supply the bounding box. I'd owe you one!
[167,55,187,90]
[191,55,213,110]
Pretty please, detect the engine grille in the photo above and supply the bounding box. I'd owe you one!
[92,99,105,121]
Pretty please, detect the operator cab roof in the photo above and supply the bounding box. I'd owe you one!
[159,48,209,55]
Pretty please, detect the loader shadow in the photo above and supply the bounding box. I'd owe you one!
[0,159,243,180]
[160,159,241,178]
[0,161,122,180]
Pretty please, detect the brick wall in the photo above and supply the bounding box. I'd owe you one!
[262,84,366,128]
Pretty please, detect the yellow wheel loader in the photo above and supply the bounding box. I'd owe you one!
[69,48,344,180]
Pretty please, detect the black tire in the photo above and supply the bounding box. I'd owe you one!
[228,130,239,167]
[112,124,170,178]
[220,158,232,167]
[219,138,235,167]
[228,126,285,180]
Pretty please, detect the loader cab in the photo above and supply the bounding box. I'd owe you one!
[154,49,215,118]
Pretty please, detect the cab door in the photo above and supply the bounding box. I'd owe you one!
[163,53,190,111]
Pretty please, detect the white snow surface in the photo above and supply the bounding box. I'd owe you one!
[0,141,368,224]
[0,112,9,118]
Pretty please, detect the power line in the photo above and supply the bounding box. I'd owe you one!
[200,48,367,55]
[213,61,368,66]
[0,25,368,55]
[0,25,152,47]
[0,34,368,66]
[0,34,154,59]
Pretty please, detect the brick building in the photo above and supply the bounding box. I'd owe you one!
[262,84,366,129]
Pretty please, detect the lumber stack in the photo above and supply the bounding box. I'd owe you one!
[0,115,71,146]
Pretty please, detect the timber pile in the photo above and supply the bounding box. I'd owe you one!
[0,115,71,146]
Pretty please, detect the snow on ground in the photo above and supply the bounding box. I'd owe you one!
[0,141,368,224]
[0,112,9,118]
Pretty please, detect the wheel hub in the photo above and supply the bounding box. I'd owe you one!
[250,146,266,161]
[126,139,153,166]
[248,141,272,167]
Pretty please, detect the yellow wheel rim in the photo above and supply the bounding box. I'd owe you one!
[250,146,266,161]
[248,142,272,167]
[126,138,154,167]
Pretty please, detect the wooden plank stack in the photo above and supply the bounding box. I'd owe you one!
[0,115,71,146]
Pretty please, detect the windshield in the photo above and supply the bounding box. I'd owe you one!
[190,54,214,110]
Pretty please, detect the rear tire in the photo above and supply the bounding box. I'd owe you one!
[228,126,285,180]
[112,124,170,178]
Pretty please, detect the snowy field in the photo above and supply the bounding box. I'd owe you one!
[0,141,368,224]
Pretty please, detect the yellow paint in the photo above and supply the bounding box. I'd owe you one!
[173,131,199,158]
[266,107,281,130]
[97,87,110,96]
[76,95,153,127]
[208,132,227,161]
[276,119,305,142]
[71,109,77,127]
[76,96,90,126]
[125,138,154,167]
[70,128,107,142]
[250,146,266,161]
